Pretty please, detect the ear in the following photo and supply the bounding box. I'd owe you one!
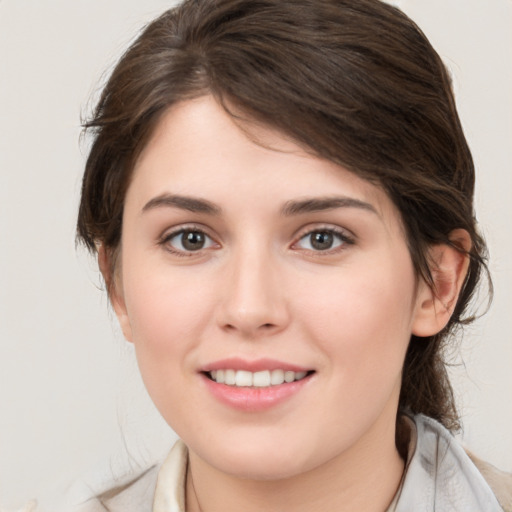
[412,229,471,337]
[98,245,133,343]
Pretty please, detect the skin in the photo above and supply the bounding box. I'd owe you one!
[106,96,469,512]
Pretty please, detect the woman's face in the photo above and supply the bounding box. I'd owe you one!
[113,96,430,480]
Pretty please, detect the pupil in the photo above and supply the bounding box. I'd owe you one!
[311,231,333,250]
[182,231,205,251]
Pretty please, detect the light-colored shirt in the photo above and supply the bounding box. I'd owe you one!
[25,414,509,512]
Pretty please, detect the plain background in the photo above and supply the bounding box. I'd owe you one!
[0,0,511,508]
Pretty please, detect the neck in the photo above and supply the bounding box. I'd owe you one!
[185,414,405,512]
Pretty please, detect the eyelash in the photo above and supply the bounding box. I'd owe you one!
[292,226,355,254]
[158,225,355,257]
[158,225,217,257]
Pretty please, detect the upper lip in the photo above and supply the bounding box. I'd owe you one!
[201,357,312,373]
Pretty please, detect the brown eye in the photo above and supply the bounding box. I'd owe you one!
[310,231,334,250]
[181,230,206,251]
[295,229,350,252]
[165,229,215,253]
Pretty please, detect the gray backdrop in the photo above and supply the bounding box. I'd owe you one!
[1,0,511,507]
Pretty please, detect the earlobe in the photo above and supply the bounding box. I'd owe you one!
[412,229,471,337]
[98,245,133,343]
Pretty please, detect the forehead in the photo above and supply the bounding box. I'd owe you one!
[130,96,401,227]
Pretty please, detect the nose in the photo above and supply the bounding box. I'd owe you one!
[216,246,290,338]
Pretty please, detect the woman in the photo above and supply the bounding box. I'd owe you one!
[74,0,511,510]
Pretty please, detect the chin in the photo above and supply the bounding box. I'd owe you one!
[218,454,309,481]
[190,433,316,481]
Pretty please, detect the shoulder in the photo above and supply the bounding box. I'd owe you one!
[401,414,512,512]
[0,469,160,512]
[466,451,512,512]
[72,464,160,512]
[69,440,188,512]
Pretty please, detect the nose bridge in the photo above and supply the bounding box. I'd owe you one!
[218,239,288,336]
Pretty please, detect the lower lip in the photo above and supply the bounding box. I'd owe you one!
[201,373,313,412]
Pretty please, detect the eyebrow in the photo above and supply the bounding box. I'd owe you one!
[281,196,377,216]
[142,194,221,215]
[141,193,377,217]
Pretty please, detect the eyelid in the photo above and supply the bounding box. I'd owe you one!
[158,223,220,256]
[291,224,355,252]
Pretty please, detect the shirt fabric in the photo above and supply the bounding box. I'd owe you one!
[70,413,507,511]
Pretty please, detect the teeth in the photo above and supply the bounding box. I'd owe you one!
[270,369,284,385]
[253,370,270,387]
[284,371,295,383]
[208,369,309,387]
[225,369,236,385]
[235,370,252,387]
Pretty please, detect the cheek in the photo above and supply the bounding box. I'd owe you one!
[120,265,215,399]
[298,255,417,380]
[123,256,217,341]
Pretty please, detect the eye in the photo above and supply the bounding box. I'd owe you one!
[162,228,217,254]
[294,229,352,252]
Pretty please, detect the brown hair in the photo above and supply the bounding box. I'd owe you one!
[77,0,489,431]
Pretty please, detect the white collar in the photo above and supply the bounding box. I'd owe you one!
[151,415,503,512]
[153,440,188,512]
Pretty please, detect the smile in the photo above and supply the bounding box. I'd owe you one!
[208,369,309,387]
[201,358,315,411]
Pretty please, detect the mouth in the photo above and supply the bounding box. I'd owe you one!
[204,369,314,388]
[200,358,315,411]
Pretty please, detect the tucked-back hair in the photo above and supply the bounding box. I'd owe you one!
[77,0,489,431]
